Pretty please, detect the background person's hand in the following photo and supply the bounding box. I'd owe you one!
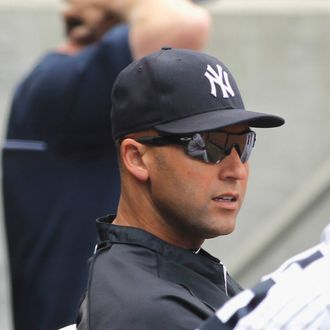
[62,0,123,46]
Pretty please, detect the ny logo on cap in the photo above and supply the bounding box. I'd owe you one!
[204,64,235,98]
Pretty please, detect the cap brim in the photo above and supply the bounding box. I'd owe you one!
[154,109,284,134]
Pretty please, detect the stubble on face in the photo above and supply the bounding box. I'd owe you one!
[146,146,245,248]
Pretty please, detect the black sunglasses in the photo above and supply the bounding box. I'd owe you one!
[131,130,256,164]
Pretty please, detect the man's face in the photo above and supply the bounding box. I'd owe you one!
[146,124,250,248]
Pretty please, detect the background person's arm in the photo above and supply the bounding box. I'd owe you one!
[125,0,211,58]
[72,0,211,58]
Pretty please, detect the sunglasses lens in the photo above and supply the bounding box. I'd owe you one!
[204,140,227,163]
[239,132,255,163]
[188,131,255,164]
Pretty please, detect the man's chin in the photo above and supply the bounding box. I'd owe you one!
[203,225,236,239]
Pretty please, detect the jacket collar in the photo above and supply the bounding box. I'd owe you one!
[96,214,237,310]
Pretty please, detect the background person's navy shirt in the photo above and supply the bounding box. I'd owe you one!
[2,24,132,330]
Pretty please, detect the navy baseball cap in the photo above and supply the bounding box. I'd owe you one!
[111,47,284,140]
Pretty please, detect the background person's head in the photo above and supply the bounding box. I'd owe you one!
[111,47,284,249]
[62,0,123,47]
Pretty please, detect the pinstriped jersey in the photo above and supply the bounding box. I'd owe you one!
[198,223,330,330]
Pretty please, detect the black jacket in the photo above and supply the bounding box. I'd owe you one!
[77,215,242,330]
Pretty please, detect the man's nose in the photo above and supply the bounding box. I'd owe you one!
[218,147,249,181]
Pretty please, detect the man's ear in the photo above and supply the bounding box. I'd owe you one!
[120,139,149,181]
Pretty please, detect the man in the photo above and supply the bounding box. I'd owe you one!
[197,223,330,329]
[2,1,210,329]
[75,47,285,329]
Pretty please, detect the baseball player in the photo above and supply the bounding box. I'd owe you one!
[74,47,284,329]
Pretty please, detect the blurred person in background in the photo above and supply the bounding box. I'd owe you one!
[1,1,211,329]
